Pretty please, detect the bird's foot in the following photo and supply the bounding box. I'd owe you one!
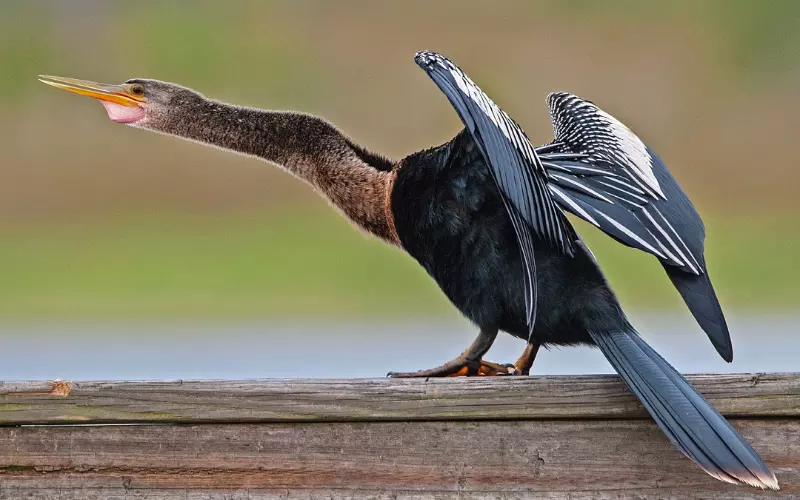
[387,359,520,378]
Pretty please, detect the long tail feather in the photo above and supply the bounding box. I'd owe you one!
[590,330,778,489]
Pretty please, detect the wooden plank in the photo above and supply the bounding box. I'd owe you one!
[0,419,797,499]
[1,373,798,424]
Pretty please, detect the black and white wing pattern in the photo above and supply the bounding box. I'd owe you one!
[415,51,577,337]
[538,92,732,361]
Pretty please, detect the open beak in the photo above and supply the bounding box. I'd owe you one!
[38,75,144,107]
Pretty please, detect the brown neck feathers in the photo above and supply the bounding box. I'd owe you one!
[143,99,400,245]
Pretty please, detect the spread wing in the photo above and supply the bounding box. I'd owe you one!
[415,51,576,337]
[539,92,732,361]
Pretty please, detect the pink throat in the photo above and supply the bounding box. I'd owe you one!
[101,101,146,124]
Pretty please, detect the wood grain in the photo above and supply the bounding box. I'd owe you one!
[0,419,797,499]
[1,373,798,424]
[2,375,798,498]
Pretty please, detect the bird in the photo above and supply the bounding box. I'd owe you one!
[39,50,776,489]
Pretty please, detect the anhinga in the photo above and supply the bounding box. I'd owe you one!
[40,51,777,489]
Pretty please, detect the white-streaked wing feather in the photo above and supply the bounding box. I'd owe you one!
[541,94,734,362]
[415,51,576,336]
[540,93,705,274]
[547,92,665,199]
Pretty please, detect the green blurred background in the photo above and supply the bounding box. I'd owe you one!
[2,0,799,322]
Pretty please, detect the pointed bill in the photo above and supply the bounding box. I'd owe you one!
[39,75,144,108]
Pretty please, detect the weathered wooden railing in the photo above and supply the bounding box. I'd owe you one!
[0,374,798,499]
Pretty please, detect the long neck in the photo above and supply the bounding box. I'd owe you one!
[143,98,399,243]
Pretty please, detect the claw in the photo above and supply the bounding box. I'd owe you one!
[477,361,519,376]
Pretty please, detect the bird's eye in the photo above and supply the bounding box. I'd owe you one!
[130,84,145,96]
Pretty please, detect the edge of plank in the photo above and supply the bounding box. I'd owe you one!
[0,373,798,425]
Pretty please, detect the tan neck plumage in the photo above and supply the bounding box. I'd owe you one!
[142,99,400,245]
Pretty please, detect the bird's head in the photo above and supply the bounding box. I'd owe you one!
[38,75,203,128]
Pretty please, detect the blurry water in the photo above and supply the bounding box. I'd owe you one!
[0,312,796,380]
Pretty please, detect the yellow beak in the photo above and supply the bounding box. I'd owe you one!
[38,75,144,107]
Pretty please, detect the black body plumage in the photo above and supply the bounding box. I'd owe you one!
[393,131,625,345]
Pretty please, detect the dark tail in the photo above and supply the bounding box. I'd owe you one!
[664,265,733,362]
[590,329,778,489]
